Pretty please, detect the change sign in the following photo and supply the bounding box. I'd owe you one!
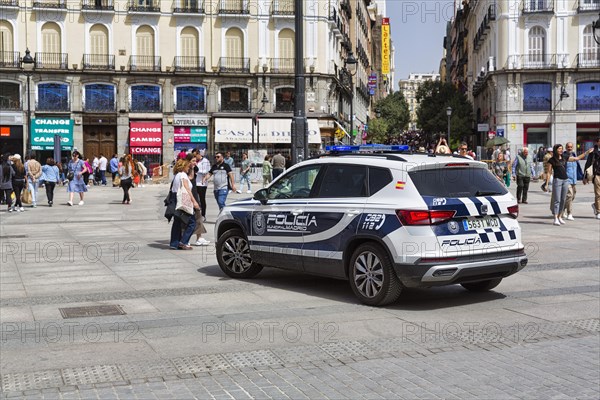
[30,118,73,150]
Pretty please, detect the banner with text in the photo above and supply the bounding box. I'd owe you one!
[30,118,73,150]
[214,118,321,144]
[381,18,390,75]
[129,121,162,155]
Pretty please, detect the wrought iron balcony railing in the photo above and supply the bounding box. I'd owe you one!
[0,51,20,68]
[128,0,160,12]
[218,57,250,73]
[172,0,204,13]
[577,52,600,68]
[220,101,250,112]
[82,54,115,70]
[523,98,551,112]
[271,0,294,15]
[81,0,114,10]
[522,0,553,13]
[32,1,67,9]
[219,0,249,14]
[269,58,294,73]
[128,55,161,72]
[35,52,68,69]
[577,0,600,12]
[506,54,557,69]
[0,0,19,7]
[173,56,206,72]
[36,100,70,112]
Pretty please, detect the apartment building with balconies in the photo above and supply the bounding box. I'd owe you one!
[466,0,600,152]
[399,73,440,131]
[0,0,381,162]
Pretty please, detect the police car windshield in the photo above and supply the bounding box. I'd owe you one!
[409,167,508,198]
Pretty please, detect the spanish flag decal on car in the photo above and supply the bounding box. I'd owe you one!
[395,181,405,190]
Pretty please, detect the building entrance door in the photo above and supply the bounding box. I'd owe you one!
[83,126,117,158]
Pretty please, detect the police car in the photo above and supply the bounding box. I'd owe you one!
[215,145,527,306]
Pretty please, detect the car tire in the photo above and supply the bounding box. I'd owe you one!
[216,228,263,279]
[460,278,502,292]
[349,243,402,306]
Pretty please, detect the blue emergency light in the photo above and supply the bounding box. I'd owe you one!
[325,144,410,152]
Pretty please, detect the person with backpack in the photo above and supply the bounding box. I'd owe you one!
[583,137,600,220]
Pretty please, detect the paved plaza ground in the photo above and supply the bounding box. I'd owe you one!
[0,179,598,399]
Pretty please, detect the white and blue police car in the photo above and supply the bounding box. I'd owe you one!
[215,145,527,306]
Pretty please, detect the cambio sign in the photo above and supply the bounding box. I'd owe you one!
[215,119,321,144]
[30,118,73,150]
[129,122,162,155]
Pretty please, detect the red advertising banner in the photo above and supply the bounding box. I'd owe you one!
[129,121,162,147]
[130,147,162,155]
[174,126,191,143]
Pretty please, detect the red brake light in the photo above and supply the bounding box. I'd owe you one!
[396,210,456,225]
[445,163,470,167]
[507,204,519,219]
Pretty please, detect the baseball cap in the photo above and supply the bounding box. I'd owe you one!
[12,154,21,160]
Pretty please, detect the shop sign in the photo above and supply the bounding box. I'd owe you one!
[174,126,207,143]
[173,116,209,126]
[129,121,162,147]
[130,147,162,155]
[30,118,73,150]
[214,118,321,144]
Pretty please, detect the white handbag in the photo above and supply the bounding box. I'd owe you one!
[175,182,194,215]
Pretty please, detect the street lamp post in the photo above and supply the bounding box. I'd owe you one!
[255,92,268,149]
[291,0,307,165]
[344,51,358,144]
[446,106,452,145]
[21,48,35,156]
[592,12,600,45]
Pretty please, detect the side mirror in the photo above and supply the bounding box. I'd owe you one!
[254,188,268,205]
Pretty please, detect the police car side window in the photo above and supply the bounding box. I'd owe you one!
[316,165,368,198]
[368,167,392,196]
[268,165,321,199]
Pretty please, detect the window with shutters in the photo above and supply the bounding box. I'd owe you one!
[136,25,155,56]
[180,27,198,57]
[42,22,61,54]
[278,29,294,59]
[89,24,109,66]
[527,26,545,66]
[0,20,14,66]
[582,25,599,66]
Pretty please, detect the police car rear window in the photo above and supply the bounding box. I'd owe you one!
[408,167,508,197]
[369,167,392,195]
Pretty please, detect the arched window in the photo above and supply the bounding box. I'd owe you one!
[37,82,69,111]
[576,82,600,111]
[527,26,545,66]
[41,22,61,53]
[0,20,13,55]
[275,87,294,112]
[84,84,115,112]
[220,87,249,112]
[223,28,247,72]
[582,25,600,67]
[177,27,202,71]
[88,24,109,68]
[175,86,206,112]
[135,26,156,71]
[523,82,551,112]
[274,28,294,73]
[0,82,20,110]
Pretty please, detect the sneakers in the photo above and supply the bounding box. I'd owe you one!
[236,190,242,194]
[246,190,252,194]
[597,214,600,220]
[178,244,193,250]
[67,201,73,206]
[48,201,53,207]
[566,214,574,221]
[558,217,566,225]
[194,238,211,246]
[32,202,36,208]
[7,207,13,212]
[553,218,561,226]
[78,201,84,206]
[19,207,24,212]
[202,216,207,223]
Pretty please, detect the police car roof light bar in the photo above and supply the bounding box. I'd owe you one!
[325,144,410,153]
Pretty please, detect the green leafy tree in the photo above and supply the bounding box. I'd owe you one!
[367,91,410,142]
[415,80,473,146]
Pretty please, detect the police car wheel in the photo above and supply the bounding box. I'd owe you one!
[460,278,502,292]
[217,229,263,278]
[349,243,402,306]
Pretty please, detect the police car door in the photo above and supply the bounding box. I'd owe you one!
[249,164,323,271]
[302,164,368,278]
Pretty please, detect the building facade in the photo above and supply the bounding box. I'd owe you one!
[458,0,600,152]
[398,73,440,130]
[0,0,390,165]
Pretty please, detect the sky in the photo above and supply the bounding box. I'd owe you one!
[386,0,455,81]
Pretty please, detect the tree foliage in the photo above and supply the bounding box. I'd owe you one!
[366,91,410,142]
[415,80,473,144]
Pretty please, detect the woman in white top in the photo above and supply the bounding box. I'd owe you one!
[169,159,200,250]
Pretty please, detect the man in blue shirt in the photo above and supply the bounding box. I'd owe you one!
[512,147,535,204]
[109,154,119,186]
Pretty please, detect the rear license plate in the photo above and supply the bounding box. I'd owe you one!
[462,217,500,231]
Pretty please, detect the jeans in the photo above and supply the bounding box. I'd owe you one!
[240,174,251,191]
[100,170,107,185]
[198,186,207,217]
[28,179,38,204]
[516,176,530,202]
[45,182,56,203]
[170,211,197,248]
[214,188,228,210]
[12,180,24,208]
[552,177,570,216]
[2,189,12,208]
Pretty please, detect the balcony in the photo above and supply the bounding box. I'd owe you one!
[0,51,20,68]
[32,1,67,10]
[506,54,557,69]
[577,52,600,68]
[128,0,160,13]
[172,0,204,14]
[218,57,250,73]
[128,55,161,72]
[271,0,294,16]
[522,0,553,13]
[269,58,294,73]
[578,0,600,12]
[218,0,249,15]
[36,100,70,112]
[0,0,19,8]
[173,56,206,72]
[488,4,496,20]
[35,52,68,69]
[328,7,343,37]
[81,0,114,11]
[82,54,115,70]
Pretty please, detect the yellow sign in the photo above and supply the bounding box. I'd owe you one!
[382,18,390,75]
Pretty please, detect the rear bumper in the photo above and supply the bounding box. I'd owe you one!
[393,254,528,288]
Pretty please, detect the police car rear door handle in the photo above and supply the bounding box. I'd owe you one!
[347,209,360,216]
[292,209,303,216]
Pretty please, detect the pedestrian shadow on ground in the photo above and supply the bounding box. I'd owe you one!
[197,265,506,309]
